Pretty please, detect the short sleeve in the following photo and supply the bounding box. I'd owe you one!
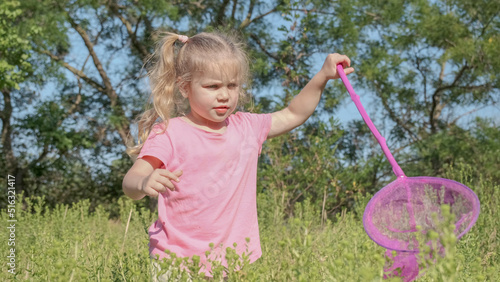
[231,112,272,153]
[137,123,174,169]
[255,113,272,145]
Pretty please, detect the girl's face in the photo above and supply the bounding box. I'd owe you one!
[182,70,240,131]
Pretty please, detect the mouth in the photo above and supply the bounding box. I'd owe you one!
[214,106,230,114]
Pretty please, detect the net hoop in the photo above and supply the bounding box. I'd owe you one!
[363,176,480,253]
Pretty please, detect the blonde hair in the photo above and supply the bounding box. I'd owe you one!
[127,31,250,157]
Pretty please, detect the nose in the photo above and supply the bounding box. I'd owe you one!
[217,87,229,101]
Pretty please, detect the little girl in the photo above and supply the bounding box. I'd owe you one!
[123,31,353,278]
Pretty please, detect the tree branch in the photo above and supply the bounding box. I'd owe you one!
[39,50,106,93]
[1,88,16,172]
[66,15,118,105]
[240,6,277,29]
[479,10,500,37]
[215,0,231,26]
[449,106,484,126]
[249,33,279,61]
[287,8,339,16]
[430,63,469,133]
[372,80,420,143]
[231,0,238,21]
[239,0,255,28]
[108,2,150,60]
[64,12,131,145]
[379,92,420,143]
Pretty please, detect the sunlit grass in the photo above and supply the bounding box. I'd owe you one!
[1,167,498,281]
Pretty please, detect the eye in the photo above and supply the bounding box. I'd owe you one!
[204,84,219,89]
[228,83,238,89]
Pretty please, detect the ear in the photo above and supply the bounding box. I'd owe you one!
[177,77,189,98]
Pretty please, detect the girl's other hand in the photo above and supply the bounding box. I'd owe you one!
[141,169,183,197]
[320,53,354,80]
[123,156,183,200]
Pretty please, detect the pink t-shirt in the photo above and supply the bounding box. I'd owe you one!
[138,112,272,273]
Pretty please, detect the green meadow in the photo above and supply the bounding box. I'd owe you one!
[2,167,498,281]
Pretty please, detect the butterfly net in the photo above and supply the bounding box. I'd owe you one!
[336,64,480,281]
[363,176,480,252]
[363,176,480,281]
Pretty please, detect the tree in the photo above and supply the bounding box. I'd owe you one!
[4,0,352,209]
[352,0,500,174]
[2,0,498,214]
[1,0,37,204]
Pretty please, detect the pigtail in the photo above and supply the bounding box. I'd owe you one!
[126,33,181,157]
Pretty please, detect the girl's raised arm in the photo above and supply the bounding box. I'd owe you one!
[268,53,354,138]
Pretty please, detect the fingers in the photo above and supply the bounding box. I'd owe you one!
[322,53,354,79]
[156,169,182,189]
[143,184,161,198]
[327,53,350,66]
[336,55,353,77]
[336,55,352,73]
[337,54,351,68]
[157,169,182,182]
[142,169,183,197]
[172,169,183,178]
[343,67,355,75]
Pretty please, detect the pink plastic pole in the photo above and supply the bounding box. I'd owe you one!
[336,64,406,178]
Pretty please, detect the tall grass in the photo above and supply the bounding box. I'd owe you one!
[1,166,498,281]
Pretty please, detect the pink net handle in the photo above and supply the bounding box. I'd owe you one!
[336,64,406,178]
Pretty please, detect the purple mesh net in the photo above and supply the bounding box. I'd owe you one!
[337,64,480,282]
[363,177,480,253]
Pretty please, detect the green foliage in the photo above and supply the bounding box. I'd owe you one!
[407,118,500,182]
[0,0,34,90]
[1,168,498,281]
[0,195,155,281]
[259,118,355,217]
[254,196,386,281]
[1,3,499,269]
